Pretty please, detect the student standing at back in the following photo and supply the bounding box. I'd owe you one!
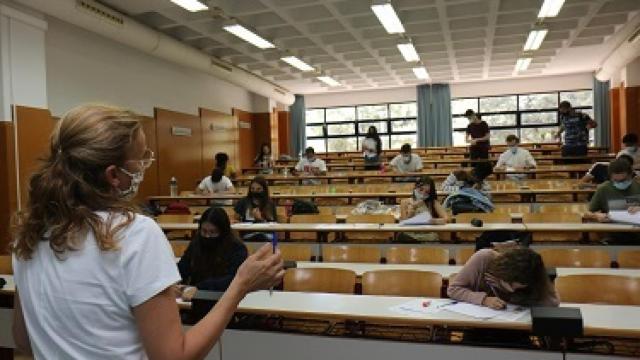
[556,100,597,161]
[254,143,274,174]
[214,152,237,179]
[362,125,383,170]
[465,110,490,160]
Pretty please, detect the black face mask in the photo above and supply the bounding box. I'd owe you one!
[200,235,222,249]
[250,191,266,199]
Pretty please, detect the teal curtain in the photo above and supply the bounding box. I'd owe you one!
[289,94,306,156]
[417,84,452,147]
[593,77,610,148]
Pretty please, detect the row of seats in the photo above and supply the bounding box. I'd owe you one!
[283,268,640,306]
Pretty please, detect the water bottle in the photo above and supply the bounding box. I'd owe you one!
[283,167,289,177]
[169,177,178,197]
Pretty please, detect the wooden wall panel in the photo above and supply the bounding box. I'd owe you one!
[623,86,640,138]
[200,108,239,176]
[155,108,203,196]
[610,87,621,152]
[253,113,272,155]
[14,106,56,209]
[270,110,279,159]
[233,108,256,170]
[278,111,290,156]
[136,115,159,202]
[0,122,17,254]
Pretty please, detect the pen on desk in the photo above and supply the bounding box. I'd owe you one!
[270,231,278,296]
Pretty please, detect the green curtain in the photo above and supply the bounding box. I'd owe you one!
[593,77,610,148]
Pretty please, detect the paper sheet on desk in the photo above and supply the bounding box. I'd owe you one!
[389,299,452,316]
[442,302,529,321]
[399,212,432,226]
[609,210,640,225]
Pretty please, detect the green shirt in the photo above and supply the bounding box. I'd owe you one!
[589,180,640,213]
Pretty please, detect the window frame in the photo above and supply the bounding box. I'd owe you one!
[305,101,418,152]
[451,89,593,146]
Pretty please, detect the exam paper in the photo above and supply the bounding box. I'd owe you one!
[442,302,529,321]
[609,210,640,225]
[389,299,453,316]
[399,211,432,226]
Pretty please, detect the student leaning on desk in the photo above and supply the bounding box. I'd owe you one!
[11,105,284,360]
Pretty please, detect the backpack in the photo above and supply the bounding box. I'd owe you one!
[291,199,319,215]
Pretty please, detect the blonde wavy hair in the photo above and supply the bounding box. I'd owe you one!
[13,105,143,260]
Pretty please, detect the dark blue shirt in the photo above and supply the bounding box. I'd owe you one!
[560,111,591,147]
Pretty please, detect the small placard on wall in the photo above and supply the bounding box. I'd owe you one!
[239,121,251,129]
[172,126,192,136]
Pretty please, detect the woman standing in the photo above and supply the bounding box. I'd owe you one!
[362,125,382,170]
[11,105,283,359]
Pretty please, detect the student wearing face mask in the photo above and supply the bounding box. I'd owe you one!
[293,147,327,185]
[493,135,536,180]
[399,176,448,242]
[584,158,640,224]
[618,133,640,167]
[11,105,283,359]
[234,175,276,223]
[448,248,559,309]
[389,143,423,181]
[177,207,248,299]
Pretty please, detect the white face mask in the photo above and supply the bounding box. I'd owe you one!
[509,146,518,154]
[118,167,145,199]
[413,189,429,201]
[402,155,412,163]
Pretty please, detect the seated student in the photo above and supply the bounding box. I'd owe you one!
[584,158,640,223]
[494,135,536,180]
[254,143,274,174]
[389,143,423,181]
[579,154,636,186]
[293,147,327,185]
[442,161,493,195]
[448,248,559,309]
[234,175,276,223]
[618,133,640,166]
[215,152,237,179]
[398,176,448,242]
[195,168,235,205]
[177,207,248,299]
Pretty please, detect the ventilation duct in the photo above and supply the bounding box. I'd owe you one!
[596,23,640,82]
[14,0,295,105]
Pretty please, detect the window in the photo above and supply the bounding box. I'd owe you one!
[305,102,418,152]
[451,89,593,146]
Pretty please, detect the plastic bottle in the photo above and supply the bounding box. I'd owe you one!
[170,177,178,197]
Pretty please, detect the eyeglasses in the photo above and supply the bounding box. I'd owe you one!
[126,149,155,170]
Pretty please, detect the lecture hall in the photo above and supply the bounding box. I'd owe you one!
[1,0,640,359]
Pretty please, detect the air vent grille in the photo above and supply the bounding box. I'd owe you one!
[76,0,124,26]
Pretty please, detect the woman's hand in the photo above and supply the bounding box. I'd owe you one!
[252,207,263,221]
[482,296,506,310]
[594,212,610,223]
[181,286,198,302]
[628,206,640,214]
[232,244,284,294]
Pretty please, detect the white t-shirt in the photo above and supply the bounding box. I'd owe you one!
[618,147,640,168]
[495,147,537,169]
[197,175,234,193]
[13,213,181,360]
[295,157,327,185]
[390,154,423,173]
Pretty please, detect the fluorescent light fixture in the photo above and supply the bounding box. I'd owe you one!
[538,0,565,18]
[412,66,429,80]
[280,56,315,72]
[170,0,208,12]
[223,24,275,49]
[397,41,420,62]
[523,29,548,51]
[317,76,341,87]
[371,1,405,34]
[514,58,532,72]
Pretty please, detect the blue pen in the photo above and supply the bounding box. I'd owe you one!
[270,232,278,296]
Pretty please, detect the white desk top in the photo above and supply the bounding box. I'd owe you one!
[237,290,640,338]
[0,275,14,295]
[295,262,640,278]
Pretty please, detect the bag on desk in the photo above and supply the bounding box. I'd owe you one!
[291,199,319,215]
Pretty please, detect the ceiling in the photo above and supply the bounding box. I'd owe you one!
[99,0,640,95]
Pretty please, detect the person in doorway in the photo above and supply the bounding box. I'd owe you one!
[362,125,383,170]
[254,143,274,174]
[465,109,490,160]
[11,104,283,359]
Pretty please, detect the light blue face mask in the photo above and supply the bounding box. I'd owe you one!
[509,146,518,154]
[414,189,429,201]
[613,179,633,191]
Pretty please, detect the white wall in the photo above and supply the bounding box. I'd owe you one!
[45,17,255,117]
[305,72,594,108]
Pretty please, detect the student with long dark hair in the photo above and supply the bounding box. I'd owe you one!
[178,207,248,295]
[253,143,274,174]
[398,176,448,242]
[233,175,276,223]
[11,105,283,359]
[362,125,382,170]
[448,248,559,309]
